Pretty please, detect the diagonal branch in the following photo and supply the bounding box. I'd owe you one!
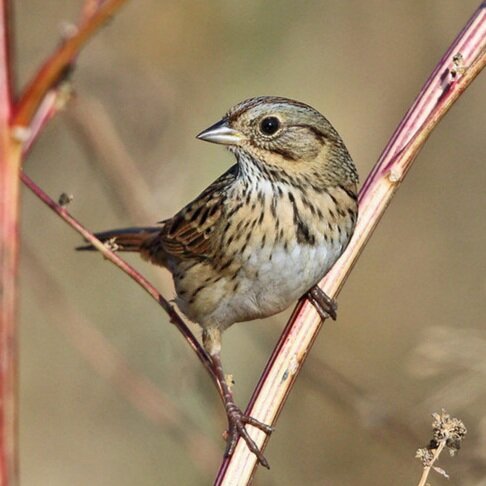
[16,0,227,472]
[20,171,217,387]
[12,0,128,129]
[216,2,486,483]
[17,1,485,481]
[18,40,219,397]
[17,0,221,407]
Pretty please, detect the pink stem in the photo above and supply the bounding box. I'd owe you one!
[0,1,17,484]
[215,2,486,483]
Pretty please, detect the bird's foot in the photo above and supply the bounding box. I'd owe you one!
[307,285,337,320]
[223,401,273,469]
[208,345,273,468]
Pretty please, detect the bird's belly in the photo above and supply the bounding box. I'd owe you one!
[214,239,343,326]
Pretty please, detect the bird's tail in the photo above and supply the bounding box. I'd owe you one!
[76,226,161,252]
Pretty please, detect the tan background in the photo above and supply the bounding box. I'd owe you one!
[17,1,485,485]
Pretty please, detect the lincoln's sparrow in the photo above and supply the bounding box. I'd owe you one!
[80,96,358,467]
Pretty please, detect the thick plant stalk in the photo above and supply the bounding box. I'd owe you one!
[216,2,486,484]
[0,1,18,484]
[0,2,129,483]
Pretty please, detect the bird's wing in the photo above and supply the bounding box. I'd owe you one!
[156,165,238,261]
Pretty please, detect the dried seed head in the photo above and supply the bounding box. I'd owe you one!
[416,447,434,467]
[431,410,467,455]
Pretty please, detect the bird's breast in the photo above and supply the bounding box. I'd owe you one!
[173,180,357,330]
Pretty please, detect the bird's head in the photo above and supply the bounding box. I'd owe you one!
[197,96,358,186]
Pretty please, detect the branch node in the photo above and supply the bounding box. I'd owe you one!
[59,21,80,40]
[11,125,32,143]
[387,167,402,183]
[58,193,74,207]
[104,237,120,252]
[450,52,467,78]
[282,354,299,382]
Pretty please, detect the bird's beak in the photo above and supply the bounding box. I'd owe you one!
[196,118,244,146]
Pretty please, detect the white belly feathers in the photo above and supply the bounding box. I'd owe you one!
[210,237,343,328]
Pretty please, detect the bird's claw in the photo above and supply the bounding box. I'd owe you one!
[224,402,273,469]
[307,285,337,320]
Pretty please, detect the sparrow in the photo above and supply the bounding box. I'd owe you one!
[79,96,359,468]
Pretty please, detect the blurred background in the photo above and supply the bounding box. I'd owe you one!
[16,1,485,485]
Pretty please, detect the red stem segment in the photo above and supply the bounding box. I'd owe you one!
[1,3,129,481]
[12,0,128,128]
[0,1,17,484]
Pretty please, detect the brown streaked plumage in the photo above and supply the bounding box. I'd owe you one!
[79,96,359,467]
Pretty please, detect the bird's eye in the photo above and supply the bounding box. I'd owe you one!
[259,116,281,136]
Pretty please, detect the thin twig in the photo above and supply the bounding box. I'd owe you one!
[20,171,217,388]
[17,0,220,406]
[416,441,446,486]
[1,1,130,483]
[19,80,218,397]
[216,3,486,483]
[16,6,216,392]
